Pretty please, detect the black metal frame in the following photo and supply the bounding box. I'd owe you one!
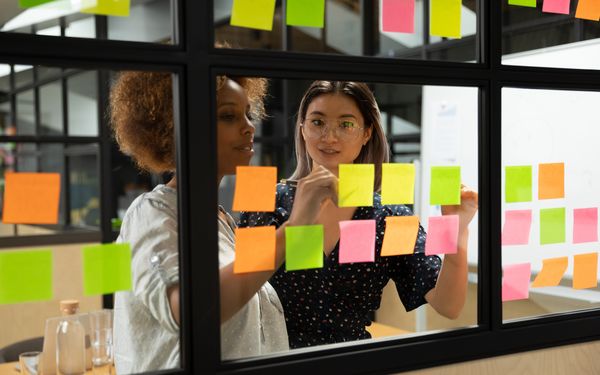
[1,0,600,374]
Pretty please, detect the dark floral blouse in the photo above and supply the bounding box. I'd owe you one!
[239,184,441,349]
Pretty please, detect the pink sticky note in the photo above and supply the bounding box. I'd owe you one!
[425,215,459,255]
[381,0,415,33]
[502,263,531,301]
[573,208,598,244]
[339,220,376,264]
[502,209,533,246]
[542,0,570,14]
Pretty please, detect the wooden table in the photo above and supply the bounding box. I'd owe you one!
[0,361,100,375]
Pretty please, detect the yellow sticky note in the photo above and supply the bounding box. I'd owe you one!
[234,226,276,274]
[2,172,61,224]
[573,252,598,289]
[381,163,415,205]
[430,0,461,39]
[538,162,564,200]
[81,0,130,16]
[231,0,277,31]
[381,216,420,256]
[339,164,374,207]
[531,257,568,288]
[232,166,277,212]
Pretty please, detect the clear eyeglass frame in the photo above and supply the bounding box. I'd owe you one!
[301,120,366,141]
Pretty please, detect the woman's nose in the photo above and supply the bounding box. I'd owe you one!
[242,116,255,136]
[322,125,338,142]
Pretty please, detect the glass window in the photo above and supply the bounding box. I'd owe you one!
[40,81,64,136]
[68,71,98,136]
[16,89,35,136]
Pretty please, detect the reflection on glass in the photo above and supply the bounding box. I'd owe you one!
[218,78,479,360]
[68,144,100,228]
[68,71,98,136]
[16,89,35,135]
[107,0,173,43]
[40,81,64,135]
[502,88,600,322]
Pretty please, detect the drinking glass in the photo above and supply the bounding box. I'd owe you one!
[19,351,41,375]
[89,310,114,375]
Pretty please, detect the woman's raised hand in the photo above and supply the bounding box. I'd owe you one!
[287,166,338,226]
[441,184,478,233]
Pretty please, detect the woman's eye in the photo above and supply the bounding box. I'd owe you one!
[219,113,236,121]
[246,112,255,122]
[310,119,324,127]
[340,121,355,128]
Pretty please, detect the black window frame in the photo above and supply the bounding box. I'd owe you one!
[0,0,600,374]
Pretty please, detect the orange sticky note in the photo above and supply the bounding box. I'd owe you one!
[538,162,564,200]
[573,252,598,289]
[232,166,277,212]
[234,226,276,273]
[2,172,60,224]
[575,0,600,20]
[531,257,568,288]
[381,216,420,256]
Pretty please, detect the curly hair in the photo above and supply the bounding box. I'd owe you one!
[110,71,268,174]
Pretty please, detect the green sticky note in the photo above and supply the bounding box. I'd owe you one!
[505,166,532,203]
[0,250,53,304]
[540,208,566,245]
[82,243,132,296]
[285,225,324,271]
[339,164,375,207]
[382,163,416,205]
[81,0,130,17]
[430,0,462,38]
[430,166,461,205]
[286,0,325,28]
[508,0,536,7]
[230,0,277,31]
[19,0,56,8]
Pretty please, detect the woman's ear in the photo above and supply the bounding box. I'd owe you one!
[363,125,373,145]
[300,123,307,141]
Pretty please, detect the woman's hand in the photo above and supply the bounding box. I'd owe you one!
[287,166,338,226]
[441,184,478,233]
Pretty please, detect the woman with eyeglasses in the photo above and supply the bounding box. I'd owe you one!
[239,81,478,349]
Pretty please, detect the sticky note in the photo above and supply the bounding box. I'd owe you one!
[532,257,568,288]
[430,0,461,39]
[285,225,323,271]
[234,226,276,273]
[381,216,420,256]
[575,0,600,20]
[0,250,52,304]
[430,166,461,205]
[502,263,531,301]
[502,209,532,246]
[2,172,60,224]
[425,215,459,255]
[573,208,598,244]
[82,243,132,296]
[339,220,376,264]
[19,0,56,7]
[339,164,374,207]
[382,163,415,205]
[508,0,537,7]
[573,252,598,289]
[81,0,130,16]
[231,0,277,31]
[538,162,564,200]
[505,166,532,203]
[540,208,566,245]
[542,0,570,14]
[381,0,415,33]
[286,0,325,28]
[232,166,277,212]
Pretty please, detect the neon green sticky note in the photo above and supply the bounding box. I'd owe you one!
[505,166,532,203]
[382,163,416,205]
[430,166,461,205]
[339,164,375,207]
[231,0,277,31]
[508,0,536,7]
[0,250,52,304]
[81,0,130,17]
[540,208,566,245]
[430,0,462,38]
[285,225,324,271]
[82,243,132,296]
[286,0,325,28]
[19,0,56,8]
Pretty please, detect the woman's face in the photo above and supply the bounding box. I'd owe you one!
[301,93,372,175]
[217,78,256,178]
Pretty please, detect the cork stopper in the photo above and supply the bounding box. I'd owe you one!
[59,300,80,316]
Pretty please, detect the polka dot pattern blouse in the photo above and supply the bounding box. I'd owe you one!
[239,184,441,349]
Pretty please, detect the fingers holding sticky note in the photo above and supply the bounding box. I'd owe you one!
[233,166,277,212]
[2,172,61,225]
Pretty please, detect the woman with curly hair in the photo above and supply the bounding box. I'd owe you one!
[110,72,336,372]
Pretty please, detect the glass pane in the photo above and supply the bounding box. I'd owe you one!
[217,77,479,361]
[68,144,100,229]
[16,89,35,136]
[502,2,600,69]
[40,81,64,136]
[214,0,478,62]
[502,88,600,322]
[14,65,34,89]
[68,71,98,136]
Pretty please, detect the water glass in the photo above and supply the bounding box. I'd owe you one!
[89,310,114,375]
[19,351,41,375]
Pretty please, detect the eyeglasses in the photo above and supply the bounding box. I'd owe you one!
[301,118,365,141]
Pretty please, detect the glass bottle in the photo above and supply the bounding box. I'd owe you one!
[56,300,86,375]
